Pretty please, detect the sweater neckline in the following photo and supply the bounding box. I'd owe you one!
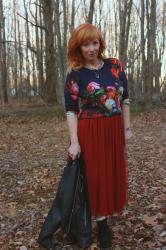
[84,60,105,71]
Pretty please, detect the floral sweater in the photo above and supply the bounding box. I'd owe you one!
[64,58,129,119]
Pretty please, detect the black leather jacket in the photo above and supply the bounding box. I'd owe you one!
[37,158,91,249]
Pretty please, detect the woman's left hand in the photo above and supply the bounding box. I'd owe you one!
[125,128,132,140]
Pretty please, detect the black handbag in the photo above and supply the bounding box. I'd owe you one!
[37,157,91,249]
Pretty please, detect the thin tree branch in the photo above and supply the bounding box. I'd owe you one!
[17,12,46,31]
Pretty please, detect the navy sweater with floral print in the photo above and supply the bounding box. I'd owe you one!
[64,58,129,119]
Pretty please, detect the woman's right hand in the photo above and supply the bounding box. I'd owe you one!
[68,142,81,160]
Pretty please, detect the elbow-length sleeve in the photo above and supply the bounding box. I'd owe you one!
[109,57,129,104]
[119,68,129,104]
[64,71,80,113]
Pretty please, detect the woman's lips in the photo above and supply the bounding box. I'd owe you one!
[88,54,96,56]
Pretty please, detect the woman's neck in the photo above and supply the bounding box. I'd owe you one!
[85,59,103,69]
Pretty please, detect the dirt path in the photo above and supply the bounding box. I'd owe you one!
[0,108,166,249]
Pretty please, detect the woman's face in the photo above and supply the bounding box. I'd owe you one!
[80,38,100,62]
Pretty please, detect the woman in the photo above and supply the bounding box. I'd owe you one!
[64,23,132,248]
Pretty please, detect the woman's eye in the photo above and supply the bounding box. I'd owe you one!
[84,43,90,47]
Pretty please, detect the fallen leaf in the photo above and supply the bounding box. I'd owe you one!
[143,215,158,226]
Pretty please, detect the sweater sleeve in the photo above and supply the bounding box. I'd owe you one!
[109,57,129,102]
[64,71,80,113]
[119,68,129,102]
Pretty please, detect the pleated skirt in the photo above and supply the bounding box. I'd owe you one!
[78,114,127,216]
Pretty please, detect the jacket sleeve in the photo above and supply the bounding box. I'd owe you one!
[64,71,80,113]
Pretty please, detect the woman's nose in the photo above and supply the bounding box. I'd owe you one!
[89,45,95,51]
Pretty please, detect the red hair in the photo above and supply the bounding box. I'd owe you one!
[67,23,106,70]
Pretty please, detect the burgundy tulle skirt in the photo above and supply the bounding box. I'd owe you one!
[78,114,127,216]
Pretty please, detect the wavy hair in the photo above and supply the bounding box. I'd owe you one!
[67,23,106,70]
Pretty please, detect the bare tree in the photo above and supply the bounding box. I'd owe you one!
[35,0,44,97]
[153,0,166,102]
[87,0,96,24]
[0,0,8,103]
[12,0,18,97]
[53,0,65,104]
[141,0,146,103]
[118,0,133,66]
[0,0,165,107]
[142,0,156,109]
[70,0,75,33]
[62,0,67,71]
[23,0,32,101]
[41,0,57,104]
[17,18,24,99]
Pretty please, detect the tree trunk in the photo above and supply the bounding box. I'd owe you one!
[118,0,133,66]
[113,0,118,55]
[70,0,75,33]
[0,0,8,103]
[141,0,146,104]
[42,0,57,104]
[23,0,31,102]
[153,1,165,103]
[144,0,156,109]
[13,0,18,97]
[17,18,23,99]
[35,0,44,97]
[53,0,65,104]
[62,0,67,72]
[87,0,95,24]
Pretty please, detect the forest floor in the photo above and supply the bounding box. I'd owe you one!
[0,106,166,250]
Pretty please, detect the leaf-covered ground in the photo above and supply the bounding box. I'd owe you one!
[0,107,166,250]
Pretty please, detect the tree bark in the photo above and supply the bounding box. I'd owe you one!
[70,0,75,33]
[118,0,133,66]
[153,0,165,103]
[23,0,32,102]
[62,0,67,72]
[141,0,146,103]
[53,0,65,104]
[13,0,18,97]
[35,0,44,97]
[41,0,57,104]
[0,0,8,103]
[17,18,23,99]
[143,0,156,109]
[87,0,95,24]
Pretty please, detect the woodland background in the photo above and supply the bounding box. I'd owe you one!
[0,0,166,250]
[0,0,166,109]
